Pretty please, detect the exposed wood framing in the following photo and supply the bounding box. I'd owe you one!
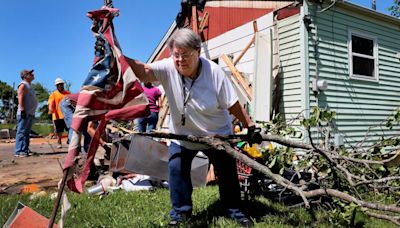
[221,54,253,101]
[199,12,209,33]
[156,95,169,130]
[191,5,199,34]
[233,20,259,66]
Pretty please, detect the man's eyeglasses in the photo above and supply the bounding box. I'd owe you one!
[171,51,196,61]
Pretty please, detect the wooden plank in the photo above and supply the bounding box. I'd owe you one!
[199,12,209,33]
[253,20,259,33]
[192,6,198,34]
[156,95,169,130]
[221,54,253,101]
[233,21,259,66]
[233,36,255,66]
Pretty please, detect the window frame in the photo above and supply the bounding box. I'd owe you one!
[348,30,379,82]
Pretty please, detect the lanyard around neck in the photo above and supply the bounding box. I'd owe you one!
[180,60,202,108]
[180,60,202,126]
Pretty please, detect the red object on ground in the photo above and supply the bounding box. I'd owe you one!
[6,204,57,228]
[237,159,253,182]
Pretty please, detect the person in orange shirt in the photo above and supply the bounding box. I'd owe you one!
[48,77,70,148]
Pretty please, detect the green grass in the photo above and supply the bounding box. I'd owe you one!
[31,123,53,136]
[0,186,396,227]
[0,123,53,136]
[0,124,14,130]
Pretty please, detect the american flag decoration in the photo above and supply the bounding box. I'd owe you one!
[63,6,150,193]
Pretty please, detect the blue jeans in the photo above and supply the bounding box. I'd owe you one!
[135,112,159,133]
[15,114,34,155]
[60,98,91,152]
[60,98,74,141]
[168,142,241,221]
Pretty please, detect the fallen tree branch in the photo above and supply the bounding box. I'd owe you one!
[365,211,400,226]
[260,129,398,170]
[210,137,311,208]
[136,132,310,207]
[303,188,400,214]
[331,152,400,166]
[307,129,362,186]
[133,132,400,226]
[355,176,400,186]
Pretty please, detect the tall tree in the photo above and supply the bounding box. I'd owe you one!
[64,80,72,92]
[32,82,51,120]
[32,83,49,103]
[388,0,400,17]
[0,80,17,120]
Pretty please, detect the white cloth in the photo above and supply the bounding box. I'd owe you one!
[121,175,154,191]
[150,57,238,150]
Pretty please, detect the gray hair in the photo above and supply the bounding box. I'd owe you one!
[167,28,201,51]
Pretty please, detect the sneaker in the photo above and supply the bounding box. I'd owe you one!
[168,212,191,226]
[18,152,28,158]
[168,219,180,226]
[228,209,253,227]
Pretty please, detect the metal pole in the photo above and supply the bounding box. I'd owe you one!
[48,169,69,228]
[11,82,15,122]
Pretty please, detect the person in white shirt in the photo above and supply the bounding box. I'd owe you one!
[124,28,261,226]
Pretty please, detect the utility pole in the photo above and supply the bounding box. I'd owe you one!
[10,82,15,122]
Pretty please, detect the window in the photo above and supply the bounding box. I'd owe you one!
[348,31,378,80]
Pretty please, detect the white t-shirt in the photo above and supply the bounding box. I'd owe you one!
[150,57,238,150]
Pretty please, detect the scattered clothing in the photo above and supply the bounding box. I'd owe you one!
[118,174,168,192]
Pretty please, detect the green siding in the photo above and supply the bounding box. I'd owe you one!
[307,3,400,148]
[277,14,303,121]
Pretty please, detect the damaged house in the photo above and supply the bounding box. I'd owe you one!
[148,0,400,150]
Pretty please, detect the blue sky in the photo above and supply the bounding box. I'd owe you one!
[0,0,395,92]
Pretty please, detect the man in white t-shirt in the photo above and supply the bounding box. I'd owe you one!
[125,28,261,226]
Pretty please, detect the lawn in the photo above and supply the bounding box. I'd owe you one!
[0,186,395,227]
[0,123,53,136]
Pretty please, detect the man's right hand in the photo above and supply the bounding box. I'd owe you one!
[21,110,26,119]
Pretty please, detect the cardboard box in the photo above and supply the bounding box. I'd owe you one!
[110,135,208,187]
